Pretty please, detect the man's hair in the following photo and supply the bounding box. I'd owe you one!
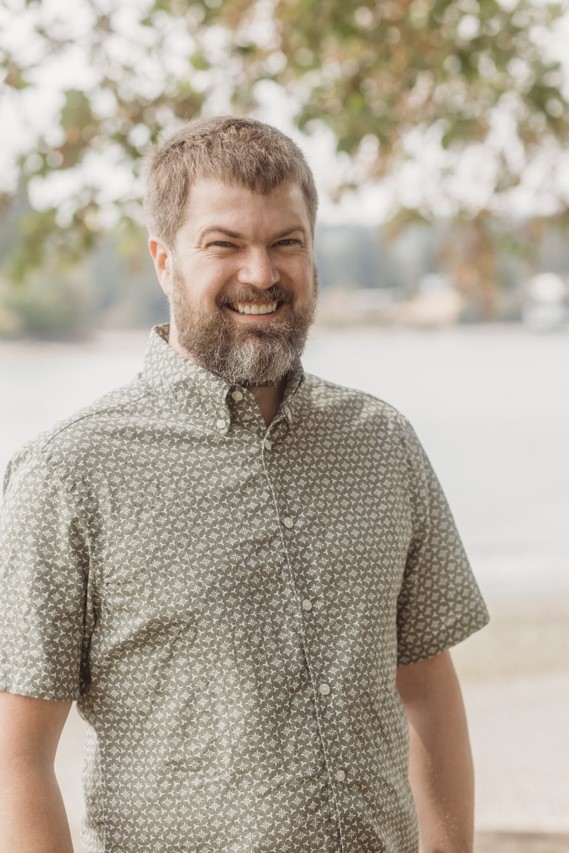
[143,115,318,246]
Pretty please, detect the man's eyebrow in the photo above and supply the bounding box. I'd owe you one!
[198,227,242,240]
[272,225,307,240]
[198,225,308,241]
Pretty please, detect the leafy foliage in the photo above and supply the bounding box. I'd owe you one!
[1,0,568,289]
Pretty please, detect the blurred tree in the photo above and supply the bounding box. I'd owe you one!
[0,266,93,339]
[315,225,400,291]
[1,0,568,314]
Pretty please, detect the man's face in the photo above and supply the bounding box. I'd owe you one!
[156,178,318,387]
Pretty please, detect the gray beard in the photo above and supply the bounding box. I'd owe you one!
[170,269,318,387]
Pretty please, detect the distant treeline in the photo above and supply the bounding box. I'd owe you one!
[1,219,568,340]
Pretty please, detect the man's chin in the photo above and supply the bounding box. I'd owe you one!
[172,298,313,385]
[219,350,295,387]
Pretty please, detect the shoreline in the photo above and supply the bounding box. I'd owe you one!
[476,832,569,852]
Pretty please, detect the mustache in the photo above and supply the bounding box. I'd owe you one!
[217,285,292,307]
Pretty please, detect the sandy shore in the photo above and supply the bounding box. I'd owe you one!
[476,833,569,852]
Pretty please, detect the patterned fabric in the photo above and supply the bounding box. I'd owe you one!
[0,324,489,853]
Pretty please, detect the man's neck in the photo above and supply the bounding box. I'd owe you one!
[248,380,287,428]
[166,327,286,428]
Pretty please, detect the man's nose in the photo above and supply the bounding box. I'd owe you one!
[236,248,279,289]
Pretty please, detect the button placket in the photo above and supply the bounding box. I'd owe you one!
[258,439,346,840]
[262,488,346,846]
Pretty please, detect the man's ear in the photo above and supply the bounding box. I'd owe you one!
[148,237,174,297]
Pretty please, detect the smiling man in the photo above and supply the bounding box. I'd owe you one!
[149,176,319,423]
[0,116,489,853]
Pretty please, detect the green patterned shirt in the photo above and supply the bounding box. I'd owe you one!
[0,324,489,852]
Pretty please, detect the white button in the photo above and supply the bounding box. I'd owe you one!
[335,769,346,782]
[319,682,330,696]
[231,390,244,401]
[264,439,272,450]
[216,419,226,430]
[283,517,294,529]
[302,598,313,611]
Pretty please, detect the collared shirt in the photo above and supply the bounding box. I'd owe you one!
[0,324,489,853]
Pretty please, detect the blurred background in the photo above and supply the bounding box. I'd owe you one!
[1,1,568,850]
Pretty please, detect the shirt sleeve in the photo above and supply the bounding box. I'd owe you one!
[0,449,90,700]
[396,417,490,666]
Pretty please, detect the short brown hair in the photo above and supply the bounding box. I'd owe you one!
[143,115,318,246]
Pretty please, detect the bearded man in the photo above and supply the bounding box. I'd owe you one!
[0,116,489,853]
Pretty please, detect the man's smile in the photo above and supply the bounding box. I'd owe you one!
[225,300,286,318]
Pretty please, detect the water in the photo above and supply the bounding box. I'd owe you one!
[1,324,568,565]
[2,324,569,837]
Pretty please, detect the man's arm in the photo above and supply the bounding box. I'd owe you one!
[0,691,74,853]
[396,649,475,853]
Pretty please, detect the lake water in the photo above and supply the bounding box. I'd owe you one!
[1,323,568,588]
[2,323,569,839]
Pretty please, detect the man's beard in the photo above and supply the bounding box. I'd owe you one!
[170,267,319,387]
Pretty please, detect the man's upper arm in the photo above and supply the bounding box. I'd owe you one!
[0,691,72,767]
[0,450,90,701]
[396,416,489,666]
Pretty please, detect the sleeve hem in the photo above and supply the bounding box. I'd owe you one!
[397,610,490,667]
[0,678,80,702]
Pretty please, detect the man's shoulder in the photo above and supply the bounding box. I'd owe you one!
[3,376,152,493]
[302,371,411,433]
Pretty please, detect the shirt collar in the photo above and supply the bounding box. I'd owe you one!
[142,324,305,431]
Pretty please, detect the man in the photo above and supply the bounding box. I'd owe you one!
[0,116,489,853]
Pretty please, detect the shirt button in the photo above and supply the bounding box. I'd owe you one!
[335,769,346,782]
[302,598,313,611]
[283,516,294,529]
[231,390,244,401]
[216,418,226,431]
[319,682,330,696]
[264,439,272,450]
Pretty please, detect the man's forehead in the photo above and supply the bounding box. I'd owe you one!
[180,178,311,234]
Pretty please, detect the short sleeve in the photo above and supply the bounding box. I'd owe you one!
[396,418,489,666]
[0,450,90,700]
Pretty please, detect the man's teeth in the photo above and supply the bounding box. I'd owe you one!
[233,301,278,315]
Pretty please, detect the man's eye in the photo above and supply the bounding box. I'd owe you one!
[208,241,235,249]
[276,239,302,247]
